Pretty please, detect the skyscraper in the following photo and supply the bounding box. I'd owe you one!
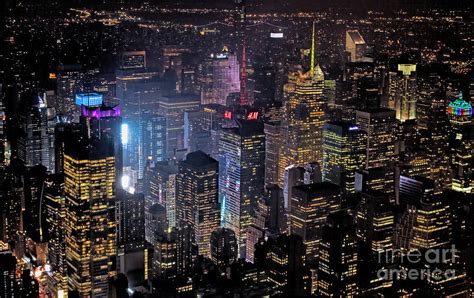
[199,47,241,106]
[43,174,68,297]
[254,234,309,296]
[81,104,123,180]
[64,134,117,296]
[158,94,200,159]
[117,190,145,251]
[323,121,367,193]
[0,252,18,297]
[447,93,473,193]
[283,165,304,210]
[139,110,167,177]
[388,64,417,122]
[356,191,394,254]
[290,182,341,263]
[318,210,358,297]
[264,121,282,188]
[398,175,436,207]
[279,23,325,186]
[210,227,238,267]
[145,203,168,245]
[355,108,396,194]
[0,85,5,171]
[176,151,220,258]
[145,160,178,229]
[219,119,265,258]
[17,95,52,171]
[345,30,367,63]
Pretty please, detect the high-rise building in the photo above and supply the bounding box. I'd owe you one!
[138,110,167,177]
[145,203,168,245]
[322,121,367,193]
[54,122,81,174]
[158,94,200,159]
[153,231,178,280]
[162,45,190,75]
[176,151,220,258]
[355,108,396,194]
[264,121,282,188]
[447,93,473,193]
[345,30,367,62]
[290,182,341,263]
[318,210,358,297]
[265,185,285,235]
[398,175,436,208]
[283,165,304,210]
[0,252,18,297]
[181,67,198,95]
[117,190,145,251]
[81,104,123,179]
[388,64,417,122]
[219,119,265,258]
[116,68,161,119]
[145,160,178,229]
[304,162,322,184]
[395,194,452,251]
[210,228,238,267]
[64,134,117,296]
[17,95,53,171]
[356,191,394,254]
[199,47,241,106]
[254,234,309,296]
[279,24,325,186]
[121,51,146,70]
[43,174,68,297]
[0,85,5,170]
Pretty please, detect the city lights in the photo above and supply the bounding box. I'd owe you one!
[1,0,472,297]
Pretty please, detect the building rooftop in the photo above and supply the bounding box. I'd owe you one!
[347,30,366,45]
[293,182,341,195]
[183,150,217,167]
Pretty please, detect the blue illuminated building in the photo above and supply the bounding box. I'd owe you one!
[75,93,103,106]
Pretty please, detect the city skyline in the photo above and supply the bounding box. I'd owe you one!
[0,0,473,297]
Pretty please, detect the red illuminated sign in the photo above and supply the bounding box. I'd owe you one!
[247,112,259,120]
[224,111,232,119]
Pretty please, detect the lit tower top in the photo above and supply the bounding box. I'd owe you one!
[447,92,472,116]
[447,92,472,128]
[307,20,323,81]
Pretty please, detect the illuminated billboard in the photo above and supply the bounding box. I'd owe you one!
[270,32,284,38]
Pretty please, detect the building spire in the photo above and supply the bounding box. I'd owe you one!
[310,20,315,75]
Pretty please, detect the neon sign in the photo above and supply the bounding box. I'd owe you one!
[247,112,259,120]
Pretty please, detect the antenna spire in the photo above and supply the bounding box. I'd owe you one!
[310,20,315,75]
